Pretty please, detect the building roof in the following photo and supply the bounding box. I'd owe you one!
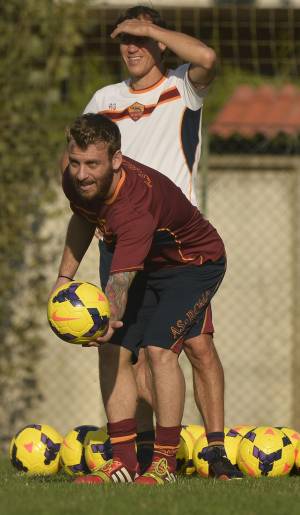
[209,84,300,139]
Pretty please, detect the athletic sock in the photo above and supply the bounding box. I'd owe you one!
[136,430,155,473]
[107,418,138,471]
[152,423,181,473]
[206,431,225,447]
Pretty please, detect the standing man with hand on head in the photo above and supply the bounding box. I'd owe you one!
[81,5,242,479]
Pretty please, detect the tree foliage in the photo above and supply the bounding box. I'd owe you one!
[0,0,88,446]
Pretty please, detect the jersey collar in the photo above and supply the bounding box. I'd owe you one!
[128,73,168,94]
[104,168,126,205]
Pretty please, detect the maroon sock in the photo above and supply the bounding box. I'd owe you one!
[152,423,181,473]
[107,418,138,471]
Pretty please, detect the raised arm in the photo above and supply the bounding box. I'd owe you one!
[111,18,216,88]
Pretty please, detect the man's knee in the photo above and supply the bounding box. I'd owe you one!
[184,333,219,367]
[147,346,178,371]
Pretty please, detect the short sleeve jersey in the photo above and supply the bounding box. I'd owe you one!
[83,64,207,206]
[62,156,225,274]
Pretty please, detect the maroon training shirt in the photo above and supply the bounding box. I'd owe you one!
[62,156,225,273]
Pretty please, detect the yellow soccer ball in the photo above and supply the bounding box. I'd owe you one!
[60,425,99,476]
[84,426,112,472]
[294,441,300,473]
[237,426,295,477]
[48,281,110,344]
[184,424,205,442]
[192,427,242,477]
[276,427,300,451]
[176,425,205,475]
[232,425,255,437]
[9,424,62,475]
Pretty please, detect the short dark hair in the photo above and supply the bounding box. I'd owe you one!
[66,114,121,159]
[114,5,167,30]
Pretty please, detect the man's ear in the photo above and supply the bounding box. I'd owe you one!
[112,150,123,171]
[158,41,167,54]
[60,149,69,175]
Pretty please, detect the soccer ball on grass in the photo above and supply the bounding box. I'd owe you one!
[176,425,205,475]
[84,426,112,472]
[60,425,100,476]
[9,424,62,475]
[192,427,242,477]
[237,426,295,477]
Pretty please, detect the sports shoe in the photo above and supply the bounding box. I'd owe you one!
[199,445,244,480]
[134,458,177,485]
[74,459,139,484]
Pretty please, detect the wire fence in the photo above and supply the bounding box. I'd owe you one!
[80,6,300,76]
[3,5,300,447]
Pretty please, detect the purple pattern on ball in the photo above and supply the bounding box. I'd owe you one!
[83,309,109,337]
[53,283,83,307]
[40,433,61,464]
[245,431,256,442]
[252,445,282,475]
[227,429,239,437]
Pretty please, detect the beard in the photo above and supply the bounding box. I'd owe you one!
[73,170,114,203]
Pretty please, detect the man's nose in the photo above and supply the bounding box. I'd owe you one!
[128,43,139,52]
[77,164,88,180]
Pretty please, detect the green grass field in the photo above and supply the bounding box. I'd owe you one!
[1,458,300,515]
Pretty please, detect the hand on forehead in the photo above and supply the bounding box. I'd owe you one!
[111,17,153,41]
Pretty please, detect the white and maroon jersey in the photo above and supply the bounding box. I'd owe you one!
[83,64,207,205]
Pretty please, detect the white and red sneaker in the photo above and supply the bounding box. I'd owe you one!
[74,459,139,485]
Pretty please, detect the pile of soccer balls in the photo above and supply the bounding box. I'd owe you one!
[179,424,300,477]
[9,424,112,477]
[9,423,300,478]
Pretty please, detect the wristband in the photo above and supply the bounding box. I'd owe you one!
[58,275,74,281]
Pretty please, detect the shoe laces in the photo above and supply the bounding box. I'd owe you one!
[148,458,171,478]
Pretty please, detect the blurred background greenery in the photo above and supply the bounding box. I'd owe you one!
[1,1,300,449]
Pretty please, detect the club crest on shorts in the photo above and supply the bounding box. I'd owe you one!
[128,102,145,121]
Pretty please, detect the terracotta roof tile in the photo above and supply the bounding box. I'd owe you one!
[209,84,300,139]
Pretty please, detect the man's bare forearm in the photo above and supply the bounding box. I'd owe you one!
[57,213,96,279]
[105,271,137,321]
[111,19,216,86]
[150,25,215,69]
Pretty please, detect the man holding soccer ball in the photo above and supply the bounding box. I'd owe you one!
[75,5,242,480]
[53,112,237,484]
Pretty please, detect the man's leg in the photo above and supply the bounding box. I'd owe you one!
[76,344,139,484]
[184,333,243,479]
[184,333,224,433]
[133,349,155,472]
[99,344,137,422]
[135,346,184,484]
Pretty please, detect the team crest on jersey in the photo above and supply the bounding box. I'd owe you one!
[128,102,145,121]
